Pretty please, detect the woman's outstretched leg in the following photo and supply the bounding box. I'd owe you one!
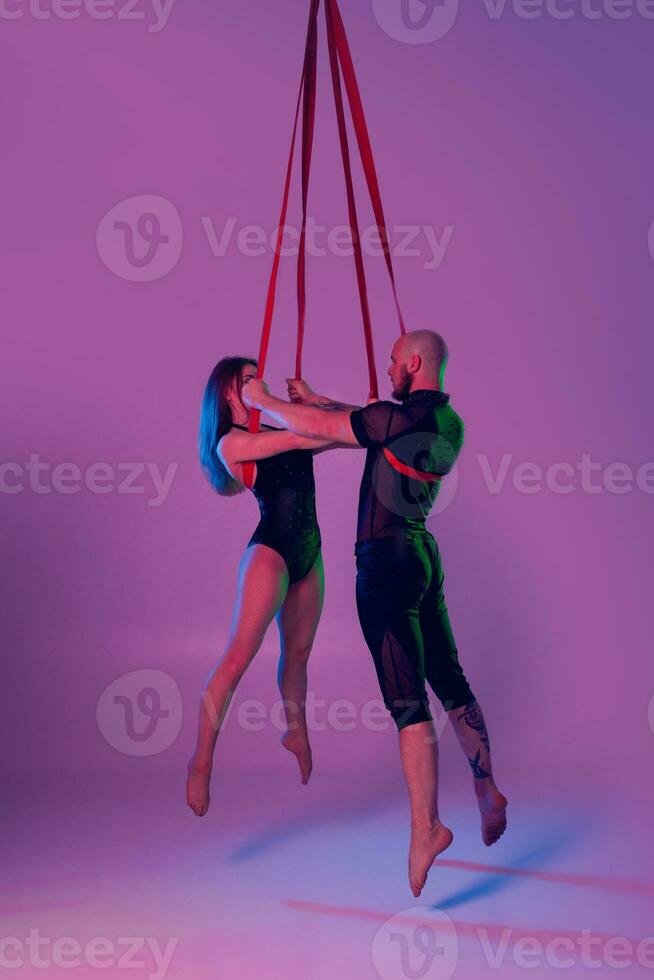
[187,544,289,816]
[276,554,325,784]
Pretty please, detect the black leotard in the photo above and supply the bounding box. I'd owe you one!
[232,424,321,583]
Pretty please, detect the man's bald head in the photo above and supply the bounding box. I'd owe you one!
[388,330,449,399]
[394,330,448,367]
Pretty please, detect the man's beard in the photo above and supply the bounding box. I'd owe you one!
[392,368,412,401]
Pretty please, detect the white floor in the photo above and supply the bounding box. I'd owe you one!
[5,767,653,980]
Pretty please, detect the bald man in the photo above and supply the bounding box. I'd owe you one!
[243,330,507,896]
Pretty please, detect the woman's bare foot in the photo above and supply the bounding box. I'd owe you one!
[281,730,313,784]
[186,757,212,816]
[409,821,454,897]
[476,785,508,846]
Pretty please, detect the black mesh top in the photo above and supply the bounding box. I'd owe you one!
[349,389,464,542]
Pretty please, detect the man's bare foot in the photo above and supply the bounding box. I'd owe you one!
[186,757,212,816]
[281,730,313,785]
[476,785,508,846]
[409,821,454,898]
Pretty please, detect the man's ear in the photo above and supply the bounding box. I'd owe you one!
[408,354,422,374]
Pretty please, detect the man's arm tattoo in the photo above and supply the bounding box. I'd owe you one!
[316,399,362,413]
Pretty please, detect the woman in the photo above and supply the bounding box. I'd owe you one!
[187,356,333,817]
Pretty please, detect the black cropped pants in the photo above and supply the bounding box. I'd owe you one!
[355,528,475,731]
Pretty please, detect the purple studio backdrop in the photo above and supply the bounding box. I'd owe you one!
[2,1,653,978]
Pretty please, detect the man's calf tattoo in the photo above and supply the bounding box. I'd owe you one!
[458,701,491,752]
[467,748,491,779]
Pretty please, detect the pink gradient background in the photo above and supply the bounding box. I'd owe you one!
[2,2,653,978]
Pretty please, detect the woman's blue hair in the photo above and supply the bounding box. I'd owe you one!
[198,356,257,496]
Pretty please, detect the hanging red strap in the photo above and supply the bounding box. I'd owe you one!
[327,0,440,483]
[244,0,405,485]
[326,0,406,339]
[295,0,319,381]
[324,0,379,401]
[244,0,320,489]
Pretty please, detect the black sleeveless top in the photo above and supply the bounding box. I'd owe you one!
[231,424,321,583]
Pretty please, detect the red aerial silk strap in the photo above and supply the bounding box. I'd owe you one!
[325,0,406,340]
[244,0,406,482]
[324,0,379,401]
[327,0,439,483]
[383,446,443,484]
[330,1,445,485]
[296,0,319,381]
[244,0,320,489]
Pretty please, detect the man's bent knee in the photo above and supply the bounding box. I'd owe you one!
[390,698,433,732]
[439,692,477,713]
[431,674,475,713]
